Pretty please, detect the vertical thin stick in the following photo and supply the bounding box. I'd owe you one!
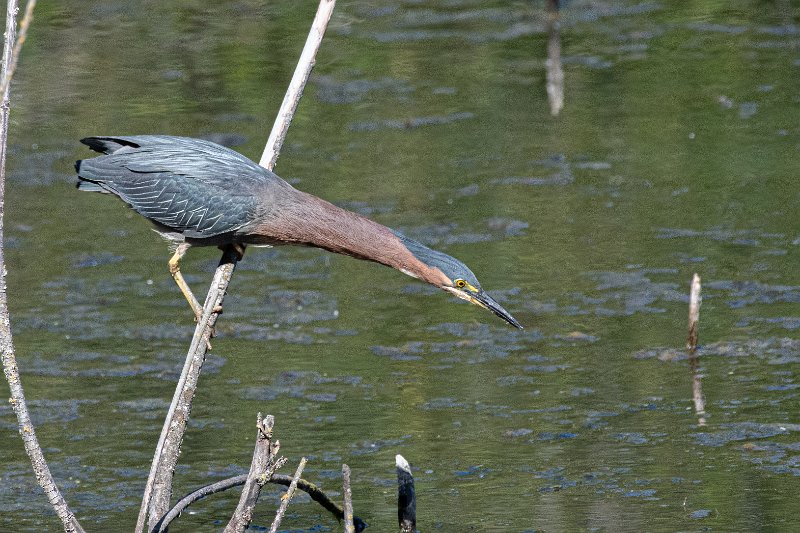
[269,457,307,533]
[687,273,701,354]
[137,1,337,530]
[342,464,355,533]
[260,0,336,170]
[0,2,84,532]
[686,273,706,425]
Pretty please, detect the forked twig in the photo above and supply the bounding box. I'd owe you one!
[0,2,84,532]
[137,1,337,530]
[223,414,286,533]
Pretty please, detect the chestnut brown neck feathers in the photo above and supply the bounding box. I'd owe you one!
[247,188,451,288]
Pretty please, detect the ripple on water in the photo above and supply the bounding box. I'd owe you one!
[22,351,226,380]
[239,370,366,405]
[0,399,99,430]
[313,74,414,104]
[693,422,800,447]
[348,111,474,132]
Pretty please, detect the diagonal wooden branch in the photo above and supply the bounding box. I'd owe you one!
[0,2,85,532]
[143,246,239,532]
[223,414,287,533]
[260,0,336,169]
[137,2,338,531]
[269,457,307,533]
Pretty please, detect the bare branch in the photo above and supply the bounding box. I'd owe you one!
[223,414,286,533]
[137,2,337,529]
[269,457,307,533]
[0,2,84,532]
[259,0,337,170]
[342,464,354,533]
[0,0,33,97]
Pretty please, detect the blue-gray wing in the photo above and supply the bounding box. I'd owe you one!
[76,136,280,238]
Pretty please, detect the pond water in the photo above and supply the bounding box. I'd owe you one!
[2,0,800,531]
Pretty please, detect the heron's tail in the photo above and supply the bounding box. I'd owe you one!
[75,160,111,193]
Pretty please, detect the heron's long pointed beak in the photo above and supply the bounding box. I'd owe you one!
[471,290,523,329]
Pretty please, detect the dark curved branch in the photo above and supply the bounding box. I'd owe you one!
[154,473,367,532]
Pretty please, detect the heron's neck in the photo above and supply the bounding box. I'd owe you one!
[261,190,449,286]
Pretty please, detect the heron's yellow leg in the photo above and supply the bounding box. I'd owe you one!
[168,243,203,319]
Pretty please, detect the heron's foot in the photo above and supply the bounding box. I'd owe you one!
[219,243,246,261]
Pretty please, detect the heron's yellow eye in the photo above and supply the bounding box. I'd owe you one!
[455,279,466,289]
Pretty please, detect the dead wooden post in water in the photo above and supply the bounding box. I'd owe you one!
[687,273,706,425]
[396,454,416,533]
[545,0,564,116]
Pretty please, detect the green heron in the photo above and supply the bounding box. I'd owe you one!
[75,136,522,329]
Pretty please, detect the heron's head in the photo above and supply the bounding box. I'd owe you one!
[392,230,522,329]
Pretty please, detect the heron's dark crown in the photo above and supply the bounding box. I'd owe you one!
[391,230,481,288]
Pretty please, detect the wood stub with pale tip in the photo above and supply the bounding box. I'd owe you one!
[396,454,416,533]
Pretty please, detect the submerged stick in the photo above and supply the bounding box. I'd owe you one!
[269,457,307,533]
[686,273,706,425]
[137,1,337,530]
[0,2,84,532]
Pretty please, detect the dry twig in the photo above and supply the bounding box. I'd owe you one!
[269,457,307,533]
[0,2,84,532]
[137,1,337,530]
